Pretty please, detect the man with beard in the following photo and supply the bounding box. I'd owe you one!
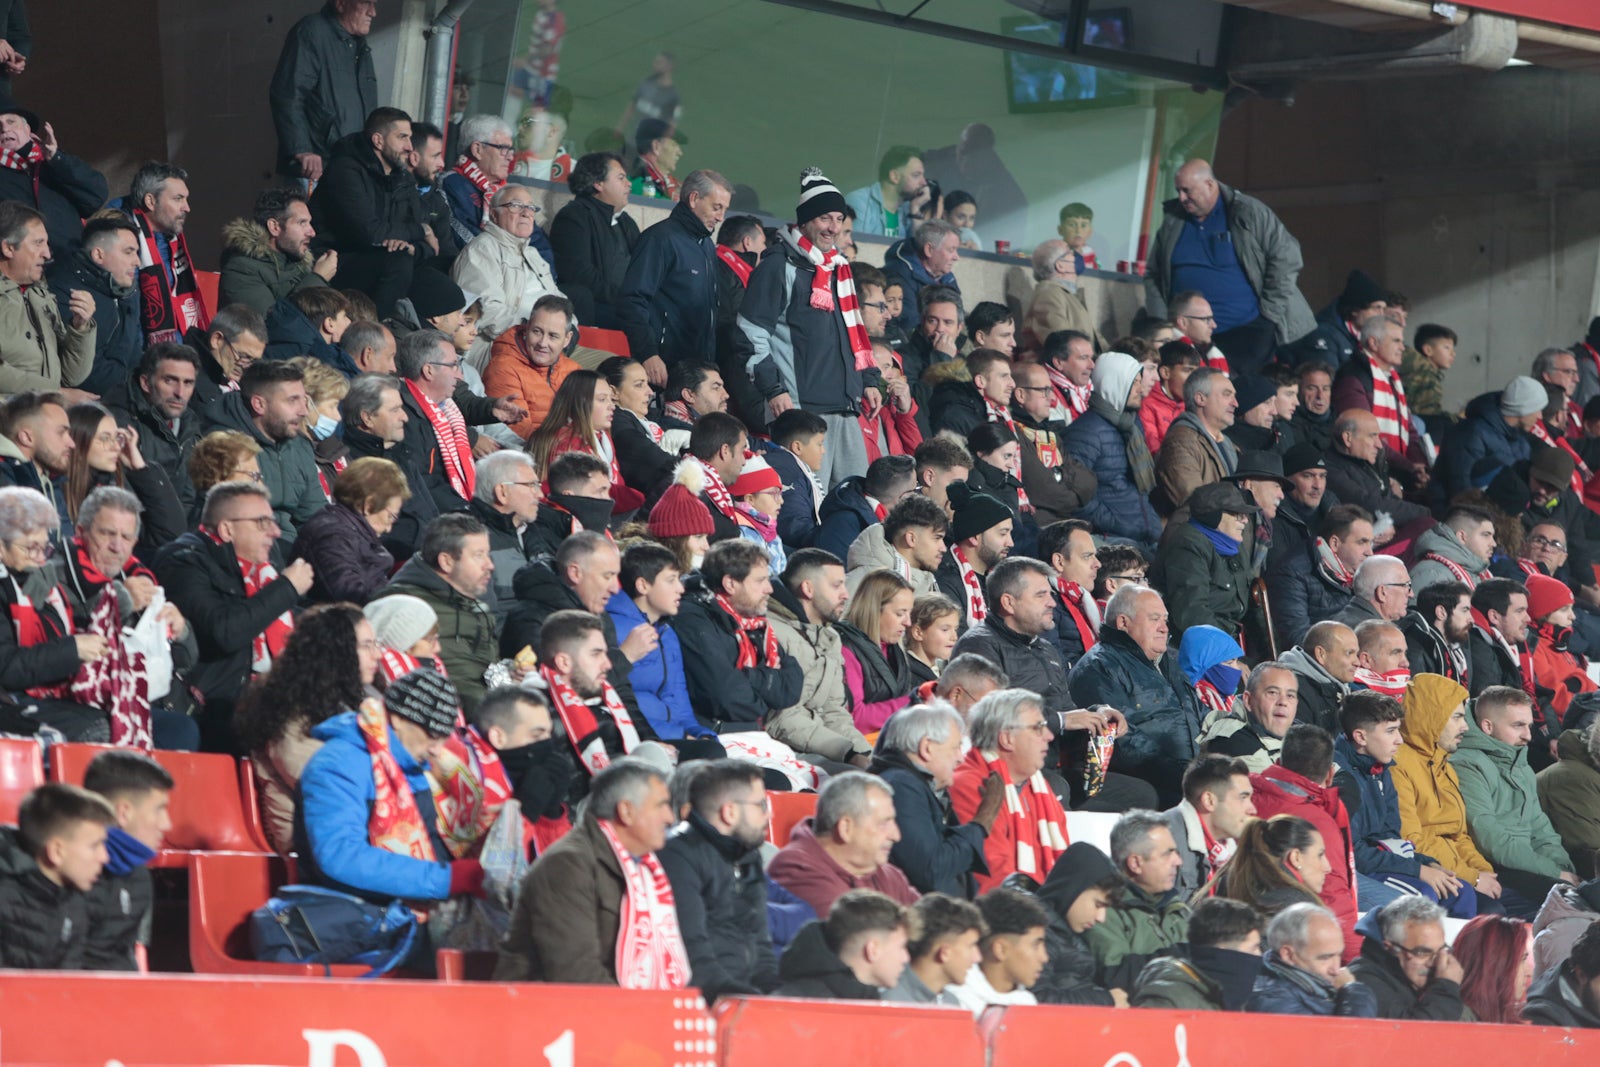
[121,162,207,347]
[46,216,143,396]
[846,145,927,241]
[408,122,460,271]
[217,187,336,315]
[201,360,324,542]
[103,342,202,513]
[936,481,1014,634]
[0,390,73,523]
[1398,581,1471,687]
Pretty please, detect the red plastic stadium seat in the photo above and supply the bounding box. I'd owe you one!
[194,269,220,313]
[0,738,45,824]
[766,792,818,847]
[436,948,500,981]
[50,745,264,855]
[578,325,629,357]
[188,851,370,977]
[237,757,275,853]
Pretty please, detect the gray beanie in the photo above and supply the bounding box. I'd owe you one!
[364,595,438,653]
[1501,375,1548,418]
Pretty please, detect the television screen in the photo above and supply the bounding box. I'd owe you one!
[1002,12,1139,114]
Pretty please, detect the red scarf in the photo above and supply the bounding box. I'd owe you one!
[714,593,781,670]
[71,536,155,593]
[436,726,519,859]
[715,245,753,287]
[356,697,437,862]
[1044,363,1091,424]
[1471,608,1539,706]
[1196,811,1231,870]
[1353,667,1411,697]
[405,379,475,501]
[0,140,44,201]
[76,588,152,749]
[967,748,1069,880]
[952,546,987,624]
[131,207,209,345]
[540,663,639,776]
[985,398,1032,513]
[596,817,691,990]
[1196,679,1236,719]
[1203,344,1229,374]
[452,159,503,228]
[1056,577,1098,655]
[1515,559,1540,579]
[1368,357,1411,456]
[779,225,873,372]
[694,457,739,523]
[239,556,294,673]
[1530,419,1592,494]
[638,158,679,201]
[1315,538,1355,588]
[1421,552,1477,589]
[551,425,642,514]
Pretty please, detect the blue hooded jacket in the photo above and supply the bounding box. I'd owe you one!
[810,475,879,562]
[604,589,712,741]
[1332,733,1428,879]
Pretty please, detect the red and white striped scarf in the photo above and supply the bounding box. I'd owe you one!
[952,546,987,624]
[405,380,475,501]
[1421,551,1477,589]
[779,225,873,372]
[1530,419,1592,494]
[453,160,503,228]
[1353,667,1411,697]
[1195,680,1236,719]
[973,748,1069,880]
[715,244,753,287]
[985,398,1033,512]
[1315,537,1355,588]
[1368,357,1411,456]
[694,457,739,523]
[597,817,691,990]
[238,556,294,673]
[1056,577,1099,655]
[0,141,43,200]
[1044,362,1091,423]
[1202,344,1229,375]
[540,663,639,776]
[714,593,781,670]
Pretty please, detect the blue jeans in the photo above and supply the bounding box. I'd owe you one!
[1355,871,1486,918]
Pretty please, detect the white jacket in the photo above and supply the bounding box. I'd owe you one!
[451,219,562,367]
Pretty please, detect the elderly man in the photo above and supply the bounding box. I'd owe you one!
[617,170,733,386]
[269,0,378,182]
[550,151,639,330]
[882,219,962,337]
[497,758,687,987]
[900,286,964,430]
[45,215,142,397]
[1269,503,1373,646]
[1347,898,1467,1020]
[202,360,325,541]
[1154,366,1237,515]
[1166,755,1255,899]
[452,184,561,365]
[1069,585,1201,807]
[1022,240,1104,354]
[872,702,998,897]
[929,653,1008,717]
[218,187,335,314]
[396,328,487,513]
[154,482,313,751]
[0,202,94,394]
[1280,620,1358,735]
[1533,346,1583,431]
[1201,661,1299,772]
[0,107,109,263]
[343,319,395,374]
[1332,314,1425,483]
[1062,351,1161,551]
[186,304,266,411]
[1144,159,1315,376]
[1248,903,1378,1017]
[1333,554,1411,631]
[1322,409,1433,539]
[1085,809,1190,994]
[767,771,920,916]
[467,450,542,622]
[103,343,202,514]
[1350,620,1411,698]
[1409,506,1496,598]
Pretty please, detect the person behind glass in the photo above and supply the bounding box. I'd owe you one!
[527,368,643,515]
[60,402,184,561]
[836,569,916,735]
[549,151,638,330]
[289,457,410,605]
[905,593,961,690]
[234,603,378,855]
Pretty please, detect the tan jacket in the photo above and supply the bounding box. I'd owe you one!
[844,523,939,598]
[765,594,869,763]
[1155,414,1233,515]
[1021,279,1106,354]
[255,722,324,856]
[0,275,95,393]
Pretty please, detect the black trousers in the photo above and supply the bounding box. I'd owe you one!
[1213,316,1281,377]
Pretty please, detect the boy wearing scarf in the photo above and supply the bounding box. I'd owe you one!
[81,751,172,971]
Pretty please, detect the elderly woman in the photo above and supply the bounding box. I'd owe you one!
[1021,238,1106,354]
[285,356,350,497]
[451,184,562,367]
[1149,480,1256,643]
[288,457,411,605]
[186,430,263,524]
[0,486,112,741]
[62,402,186,559]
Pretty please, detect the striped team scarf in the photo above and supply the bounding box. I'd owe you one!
[952,546,987,624]
[1530,419,1593,494]
[452,159,503,228]
[1420,551,1477,589]
[1044,362,1091,424]
[974,749,1069,880]
[405,379,475,501]
[779,225,873,372]
[1368,357,1411,456]
[0,141,43,200]
[597,818,691,990]
[985,398,1032,512]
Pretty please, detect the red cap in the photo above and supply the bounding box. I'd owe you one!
[1525,573,1574,621]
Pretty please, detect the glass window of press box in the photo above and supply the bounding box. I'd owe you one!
[448,0,1227,270]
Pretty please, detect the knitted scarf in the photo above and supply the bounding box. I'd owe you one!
[975,748,1069,880]
[662,398,696,427]
[356,696,437,862]
[238,557,293,673]
[1315,538,1355,588]
[5,564,74,700]
[952,546,987,624]
[1088,393,1155,493]
[0,140,43,200]
[1353,667,1411,697]
[714,593,781,670]
[74,588,152,749]
[1195,679,1236,719]
[70,536,156,602]
[693,457,739,523]
[540,663,639,776]
[715,245,753,287]
[131,207,209,345]
[1368,357,1411,456]
[405,379,475,500]
[452,160,503,228]
[434,725,513,859]
[1530,419,1592,494]
[1056,577,1099,656]
[985,398,1032,512]
[1044,363,1091,423]
[779,225,873,372]
[1421,551,1477,589]
[597,817,691,990]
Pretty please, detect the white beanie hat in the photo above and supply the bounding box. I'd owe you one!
[364,595,438,653]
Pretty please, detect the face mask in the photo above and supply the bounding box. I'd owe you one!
[551,492,613,534]
[496,736,562,784]
[690,552,706,571]
[310,414,340,440]
[1202,662,1243,695]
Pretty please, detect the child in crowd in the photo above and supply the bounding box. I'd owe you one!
[1058,202,1097,272]
[762,409,828,551]
[0,784,116,969]
[731,453,788,577]
[1525,573,1597,723]
[82,750,174,971]
[1401,323,1459,440]
[905,593,961,689]
[887,892,986,1005]
[950,887,1052,1015]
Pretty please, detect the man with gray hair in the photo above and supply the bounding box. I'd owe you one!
[1347,896,1467,1019]
[1200,660,1298,772]
[1021,238,1104,353]
[1246,903,1377,1017]
[468,449,543,623]
[394,328,481,514]
[1533,346,1581,429]
[343,319,396,375]
[441,113,556,268]
[932,653,1008,717]
[497,756,689,987]
[767,770,919,916]
[269,0,378,183]
[883,218,962,337]
[1334,554,1412,631]
[871,702,1000,897]
[1084,808,1189,996]
[1331,312,1426,486]
[340,372,437,558]
[618,169,734,387]
[1154,366,1237,515]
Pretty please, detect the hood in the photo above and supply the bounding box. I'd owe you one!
[1038,841,1119,917]
[509,556,580,610]
[221,217,311,267]
[766,576,808,627]
[1557,728,1598,768]
[1090,352,1142,415]
[779,921,872,991]
[924,360,972,387]
[202,390,273,448]
[0,432,23,463]
[1454,718,1526,769]
[1532,881,1600,938]
[309,709,363,745]
[0,825,39,879]
[388,554,459,599]
[1278,646,1343,692]
[1414,525,1488,573]
[819,476,873,524]
[1400,673,1469,760]
[1178,625,1245,687]
[846,522,897,573]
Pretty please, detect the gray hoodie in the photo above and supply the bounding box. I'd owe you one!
[845,523,938,598]
[1409,524,1490,599]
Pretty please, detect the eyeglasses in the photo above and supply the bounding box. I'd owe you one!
[4,539,53,561]
[356,639,380,653]
[94,432,119,447]
[1010,721,1051,736]
[1527,534,1567,551]
[1388,942,1445,964]
[233,468,263,483]
[427,359,463,371]
[1015,385,1053,394]
[499,202,539,217]
[480,141,516,155]
[1181,313,1217,323]
[862,301,889,312]
[1381,580,1413,590]
[1105,573,1144,583]
[229,515,280,531]
[507,481,542,490]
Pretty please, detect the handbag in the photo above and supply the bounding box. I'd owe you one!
[248,884,419,978]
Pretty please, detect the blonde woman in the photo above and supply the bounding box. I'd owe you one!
[839,568,916,733]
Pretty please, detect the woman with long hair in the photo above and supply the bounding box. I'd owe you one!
[1453,914,1534,1023]
[526,369,643,513]
[1210,815,1331,918]
[63,402,185,557]
[838,568,916,733]
[599,355,676,494]
[905,592,960,689]
[234,603,379,854]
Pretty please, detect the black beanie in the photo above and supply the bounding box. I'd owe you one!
[408,268,467,321]
[384,669,461,738]
[796,166,848,226]
[947,480,1013,543]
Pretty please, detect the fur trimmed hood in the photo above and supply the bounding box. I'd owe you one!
[220,217,313,267]
[922,357,972,386]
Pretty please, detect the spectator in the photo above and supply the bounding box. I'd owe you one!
[1398,582,1472,690]
[1525,574,1597,726]
[904,594,960,691]
[102,343,202,514]
[60,402,184,558]
[1411,506,1497,597]
[846,145,926,240]
[452,685,572,851]
[617,169,732,385]
[1069,585,1200,807]
[1291,269,1388,371]
[1523,918,1600,1027]
[671,411,748,546]
[1211,814,1329,921]
[1225,372,1289,454]
[0,107,108,263]
[1453,914,1535,1023]
[935,481,1013,633]
[1141,340,1204,455]
[812,454,916,564]
[846,492,946,599]
[887,893,985,1005]
[452,184,561,365]
[761,408,828,551]
[550,151,638,329]
[1166,755,1255,899]
[1032,842,1124,1006]
[394,327,484,514]
[0,783,113,969]
[1347,897,1468,1020]
[658,760,780,999]
[929,653,1008,719]
[872,701,996,897]
[949,887,1050,1014]
[1269,503,1373,647]
[337,372,437,559]
[1085,809,1188,994]
[966,301,1014,356]
[154,481,312,750]
[374,513,495,710]
[1291,362,1337,453]
[1036,520,1100,670]
[883,220,962,337]
[628,118,681,200]
[458,450,541,619]
[1439,376,1543,498]
[901,286,963,428]
[269,0,377,182]
[79,751,171,971]
[1130,897,1263,1011]
[44,216,140,397]
[1247,903,1378,1017]
[1468,580,1549,752]
[929,349,1011,441]
[1180,624,1244,721]
[767,771,919,916]
[482,294,580,444]
[0,392,66,518]
[1322,409,1434,538]
[839,570,916,732]
[1010,362,1096,524]
[643,478,715,575]
[1169,292,1230,374]
[1151,480,1256,641]
[715,215,773,427]
[218,187,335,315]
[1062,351,1161,551]
[185,304,266,411]
[599,357,676,499]
[1331,315,1425,481]
[659,361,730,434]
[183,430,261,526]
[1539,722,1600,881]
[265,287,356,375]
[777,888,911,999]
[1277,621,1356,735]
[1201,660,1298,772]
[912,433,972,518]
[1154,367,1237,515]
[527,368,642,515]
[201,360,323,542]
[1349,619,1411,697]
[1021,241,1104,354]
[0,202,94,393]
[1400,323,1459,440]
[497,757,687,986]
[407,121,460,273]
[289,457,409,605]
[443,115,542,255]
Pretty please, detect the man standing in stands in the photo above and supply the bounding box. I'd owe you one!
[270,0,378,184]
[549,151,638,331]
[0,107,110,263]
[218,187,336,315]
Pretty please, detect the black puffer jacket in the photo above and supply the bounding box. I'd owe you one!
[1345,910,1467,1021]
[47,249,141,396]
[499,557,642,719]
[308,132,429,256]
[267,2,378,173]
[82,842,153,971]
[775,921,881,1000]
[672,587,804,733]
[657,811,779,1000]
[928,380,987,438]
[0,826,90,969]
[0,150,107,262]
[870,749,988,898]
[1031,842,1118,1006]
[1266,540,1355,649]
[952,616,1074,718]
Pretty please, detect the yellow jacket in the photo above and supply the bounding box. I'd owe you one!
[1390,673,1494,881]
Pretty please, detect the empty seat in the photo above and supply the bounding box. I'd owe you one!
[188,851,371,977]
[767,792,818,847]
[577,325,629,357]
[194,269,220,313]
[50,744,265,853]
[0,738,45,824]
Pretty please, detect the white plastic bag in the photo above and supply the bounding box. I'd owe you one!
[433,799,531,951]
[123,588,174,702]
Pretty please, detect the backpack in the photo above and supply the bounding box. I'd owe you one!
[248,884,419,978]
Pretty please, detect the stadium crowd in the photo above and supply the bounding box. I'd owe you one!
[2,0,1600,1028]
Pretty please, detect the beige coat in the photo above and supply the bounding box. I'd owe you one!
[1155,415,1233,515]
[765,595,870,763]
[844,523,938,598]
[0,275,95,393]
[451,219,562,366]
[1021,279,1106,354]
[255,722,324,855]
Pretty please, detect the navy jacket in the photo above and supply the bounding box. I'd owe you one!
[870,750,987,898]
[263,298,360,376]
[1332,735,1429,880]
[1246,956,1378,1016]
[760,441,819,551]
[1266,541,1355,649]
[268,3,378,174]
[617,201,718,367]
[1060,409,1161,548]
[1068,629,1200,807]
[47,249,140,396]
[880,238,961,335]
[1439,391,1532,498]
[671,590,803,733]
[810,475,878,562]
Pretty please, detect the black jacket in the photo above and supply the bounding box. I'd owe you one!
[288,501,394,605]
[0,826,90,969]
[393,382,473,517]
[671,588,804,733]
[548,193,640,327]
[616,201,718,367]
[1266,540,1355,649]
[308,133,429,255]
[417,184,461,270]
[499,558,642,720]
[520,502,578,561]
[775,921,881,1000]
[811,476,879,562]
[1032,842,1119,1006]
[935,549,985,634]
[1149,521,1252,642]
[740,240,874,414]
[47,249,141,396]
[1322,449,1431,528]
[269,3,379,174]
[928,380,987,438]
[1268,493,1334,572]
[836,620,913,707]
[102,377,201,515]
[0,150,106,263]
[966,458,1039,560]
[82,858,152,972]
[1346,929,1467,1021]
[612,409,677,502]
[870,749,987,898]
[341,422,440,561]
[952,617,1074,719]
[1398,610,1467,688]
[657,811,779,1000]
[1523,959,1600,1028]
[0,561,82,694]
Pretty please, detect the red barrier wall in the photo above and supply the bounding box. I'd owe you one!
[1471,2,1600,33]
[715,997,985,1067]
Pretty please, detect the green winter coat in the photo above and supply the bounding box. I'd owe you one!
[1149,520,1252,641]
[1085,885,1191,990]
[374,555,498,712]
[1536,729,1600,877]
[1450,724,1570,880]
[1131,956,1225,1011]
[217,218,328,315]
